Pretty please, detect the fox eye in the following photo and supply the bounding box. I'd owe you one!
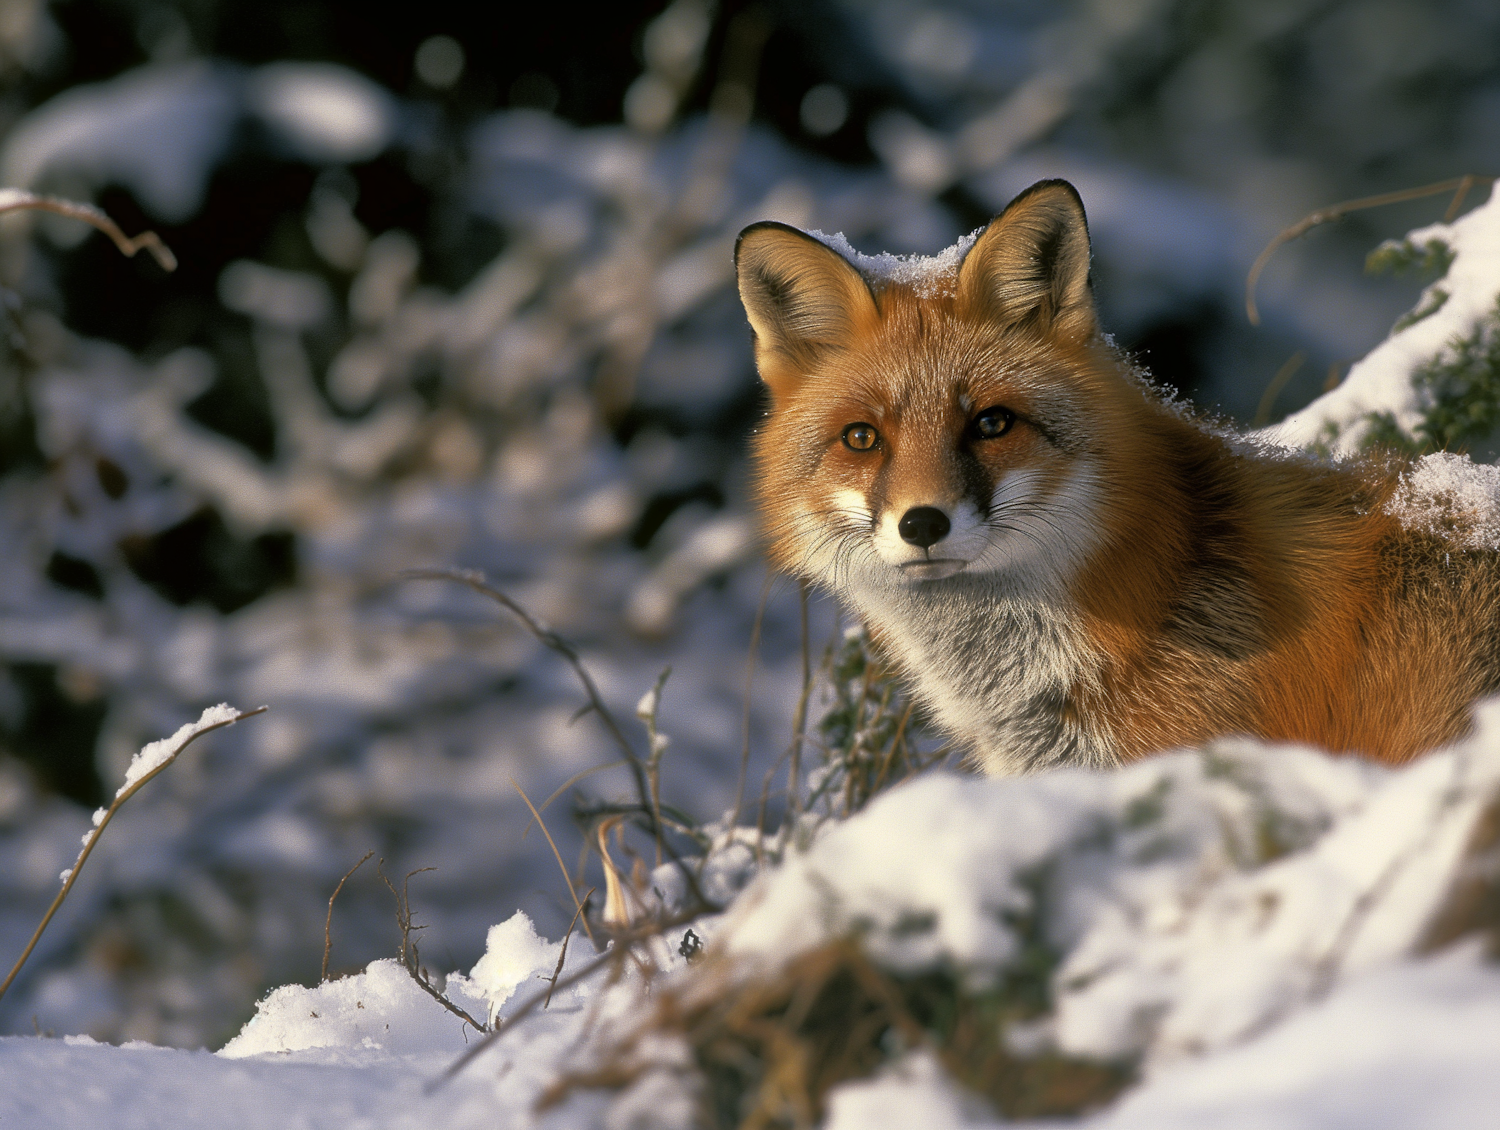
[972,406,1015,440]
[842,423,879,451]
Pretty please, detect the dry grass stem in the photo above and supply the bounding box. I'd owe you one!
[785,583,812,831]
[511,775,599,948]
[527,760,627,836]
[1245,175,1495,325]
[322,849,374,982]
[545,886,596,1010]
[404,567,712,910]
[1252,350,1307,427]
[0,705,266,1003]
[0,189,178,271]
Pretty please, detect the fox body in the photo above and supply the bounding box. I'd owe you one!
[735,180,1500,774]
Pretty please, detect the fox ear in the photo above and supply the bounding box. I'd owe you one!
[958,180,1096,340]
[735,222,879,393]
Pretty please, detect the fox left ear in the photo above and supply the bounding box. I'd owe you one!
[735,221,879,395]
[958,179,1096,340]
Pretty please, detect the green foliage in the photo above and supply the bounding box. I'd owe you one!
[1392,286,1449,333]
[1362,297,1500,455]
[1366,237,1455,279]
[806,628,939,819]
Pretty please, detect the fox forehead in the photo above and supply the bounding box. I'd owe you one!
[795,295,1084,437]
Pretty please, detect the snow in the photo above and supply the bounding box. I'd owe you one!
[1270,181,1500,453]
[0,62,239,222]
[807,226,982,297]
[445,912,561,1026]
[1387,451,1500,548]
[117,703,242,796]
[247,63,396,165]
[5,713,1500,1127]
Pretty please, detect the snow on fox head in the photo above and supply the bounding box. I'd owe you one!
[736,180,1151,604]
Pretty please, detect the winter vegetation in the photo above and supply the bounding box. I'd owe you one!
[2,0,1500,1126]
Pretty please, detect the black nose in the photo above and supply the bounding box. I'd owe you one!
[898,506,950,548]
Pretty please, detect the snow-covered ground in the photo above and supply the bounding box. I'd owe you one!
[5,719,1500,1128]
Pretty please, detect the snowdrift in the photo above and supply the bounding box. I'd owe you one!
[5,721,1500,1128]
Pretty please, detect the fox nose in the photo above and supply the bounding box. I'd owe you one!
[898,506,950,548]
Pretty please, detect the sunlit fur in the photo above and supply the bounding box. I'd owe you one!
[738,180,1500,774]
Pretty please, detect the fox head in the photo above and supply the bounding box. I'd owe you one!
[736,179,1172,605]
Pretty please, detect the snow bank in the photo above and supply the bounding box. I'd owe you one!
[1270,182,1500,453]
[6,714,1500,1127]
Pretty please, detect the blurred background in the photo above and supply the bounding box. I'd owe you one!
[0,0,1496,1047]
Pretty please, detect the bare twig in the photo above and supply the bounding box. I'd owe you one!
[1245,176,1495,325]
[0,705,266,1003]
[402,567,715,912]
[545,887,595,1010]
[511,776,597,948]
[377,858,489,1034]
[732,572,775,831]
[322,850,374,982]
[1252,350,1307,428]
[427,909,702,1092]
[0,189,178,271]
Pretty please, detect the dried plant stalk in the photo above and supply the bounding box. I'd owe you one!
[0,705,265,1002]
[0,188,178,271]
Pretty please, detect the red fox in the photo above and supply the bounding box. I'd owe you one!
[735,179,1500,774]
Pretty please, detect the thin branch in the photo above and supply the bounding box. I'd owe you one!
[523,760,627,838]
[427,909,702,1093]
[511,776,597,948]
[732,571,774,831]
[545,887,595,1009]
[1245,176,1494,325]
[402,567,715,912]
[376,859,489,1033]
[322,850,374,982]
[0,189,177,271]
[0,706,266,1003]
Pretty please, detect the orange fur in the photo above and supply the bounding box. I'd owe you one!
[737,180,1500,774]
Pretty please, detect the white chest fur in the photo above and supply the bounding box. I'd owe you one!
[848,577,1110,775]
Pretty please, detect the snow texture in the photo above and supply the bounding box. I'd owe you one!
[6,714,1500,1127]
[808,226,981,297]
[1270,182,1500,453]
[117,703,241,796]
[1388,451,1500,548]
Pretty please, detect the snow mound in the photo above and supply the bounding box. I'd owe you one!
[444,911,561,1026]
[1388,451,1500,548]
[219,958,474,1064]
[1269,182,1500,454]
[808,226,982,297]
[6,722,1500,1127]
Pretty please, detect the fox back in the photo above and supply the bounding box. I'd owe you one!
[735,180,1500,774]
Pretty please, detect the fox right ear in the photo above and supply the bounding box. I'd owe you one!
[735,222,878,393]
[958,180,1096,341]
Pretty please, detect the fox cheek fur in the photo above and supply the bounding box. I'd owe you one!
[735,179,1500,775]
